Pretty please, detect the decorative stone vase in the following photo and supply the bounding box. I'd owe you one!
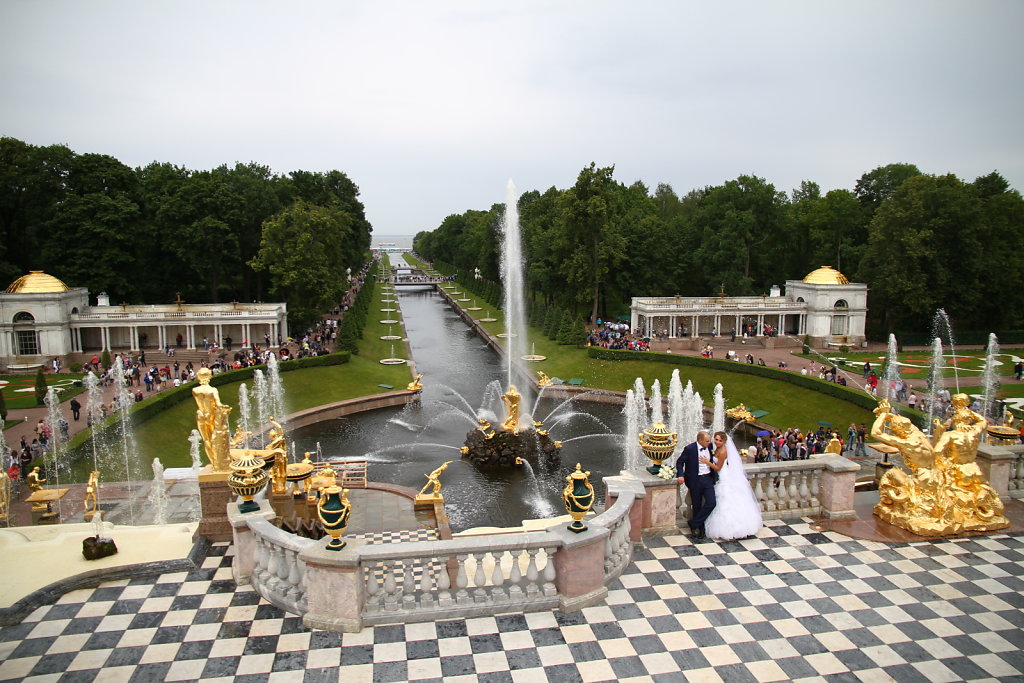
[639,421,679,475]
[317,485,352,551]
[228,451,269,513]
[562,463,595,533]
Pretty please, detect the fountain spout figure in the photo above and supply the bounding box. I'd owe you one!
[501,385,522,435]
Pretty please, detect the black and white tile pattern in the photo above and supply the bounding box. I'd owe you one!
[1,519,1022,682]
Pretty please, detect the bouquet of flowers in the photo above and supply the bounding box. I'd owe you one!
[656,464,676,480]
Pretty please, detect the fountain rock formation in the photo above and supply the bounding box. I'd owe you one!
[461,387,561,466]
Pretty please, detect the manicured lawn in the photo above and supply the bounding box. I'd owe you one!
[0,373,88,410]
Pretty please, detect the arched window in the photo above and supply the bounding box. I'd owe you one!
[795,297,805,304]
[71,307,79,315]
[13,311,35,323]
[12,312,39,355]
[834,299,849,309]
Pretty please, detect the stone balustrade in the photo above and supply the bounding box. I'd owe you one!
[978,443,1024,500]
[674,454,858,523]
[228,483,639,633]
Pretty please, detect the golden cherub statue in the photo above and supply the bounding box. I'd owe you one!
[407,374,424,391]
[418,460,453,496]
[28,466,45,493]
[537,371,552,387]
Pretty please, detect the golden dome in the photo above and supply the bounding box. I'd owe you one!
[802,266,849,285]
[5,271,70,294]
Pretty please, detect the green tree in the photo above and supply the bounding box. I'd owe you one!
[854,163,922,215]
[806,189,866,272]
[34,367,47,406]
[558,163,627,322]
[250,200,354,329]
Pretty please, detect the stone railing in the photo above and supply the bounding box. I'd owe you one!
[228,507,315,617]
[228,478,642,633]
[673,455,859,523]
[1011,448,1024,499]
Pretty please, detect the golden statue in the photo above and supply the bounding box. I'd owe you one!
[872,397,1008,536]
[501,385,521,435]
[537,371,552,387]
[28,466,45,493]
[725,403,755,422]
[84,471,100,517]
[230,426,252,449]
[418,460,453,496]
[193,367,232,472]
[825,434,843,454]
[407,374,424,391]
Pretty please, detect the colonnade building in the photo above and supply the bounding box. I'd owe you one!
[1,271,288,368]
[630,266,868,347]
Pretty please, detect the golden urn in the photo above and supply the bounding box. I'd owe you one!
[317,485,352,551]
[228,451,269,513]
[639,421,679,475]
[562,463,595,533]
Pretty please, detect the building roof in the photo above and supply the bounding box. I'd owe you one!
[5,271,70,293]
[802,266,849,285]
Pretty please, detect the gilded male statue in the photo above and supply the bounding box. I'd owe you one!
[193,367,232,472]
[501,385,521,434]
[419,460,453,496]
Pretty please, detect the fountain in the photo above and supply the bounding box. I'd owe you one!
[711,384,725,434]
[926,337,946,431]
[148,458,168,525]
[980,333,1001,421]
[883,333,902,402]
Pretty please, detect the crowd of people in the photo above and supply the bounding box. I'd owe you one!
[587,320,650,351]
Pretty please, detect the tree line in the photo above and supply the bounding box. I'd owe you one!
[414,163,1024,336]
[0,137,372,329]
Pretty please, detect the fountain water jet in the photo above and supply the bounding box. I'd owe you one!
[981,333,1001,421]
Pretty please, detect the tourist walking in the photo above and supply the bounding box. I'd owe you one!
[70,397,82,421]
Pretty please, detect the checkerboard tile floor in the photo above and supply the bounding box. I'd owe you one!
[1,519,1021,682]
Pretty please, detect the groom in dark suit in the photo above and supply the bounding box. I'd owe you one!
[675,430,716,539]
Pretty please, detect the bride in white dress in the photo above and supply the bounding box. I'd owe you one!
[704,431,763,541]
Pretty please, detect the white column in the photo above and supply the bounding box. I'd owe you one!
[756,314,764,336]
[691,315,697,337]
[780,314,786,336]
[630,306,638,333]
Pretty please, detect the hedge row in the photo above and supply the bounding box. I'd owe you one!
[587,346,928,425]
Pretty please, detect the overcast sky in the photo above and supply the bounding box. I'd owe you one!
[2,1,1022,237]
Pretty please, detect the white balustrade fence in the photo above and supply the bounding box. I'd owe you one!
[677,458,826,522]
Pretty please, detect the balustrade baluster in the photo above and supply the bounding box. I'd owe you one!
[419,561,435,608]
[402,561,417,608]
[455,554,470,605]
[798,471,811,511]
[266,545,282,592]
[437,555,453,607]
[285,549,302,601]
[753,473,767,513]
[363,564,381,613]
[542,550,556,596]
[525,548,540,598]
[383,562,400,611]
[810,469,820,507]
[787,471,799,508]
[491,552,507,602]
[507,550,524,600]
[473,552,489,603]
[766,471,779,512]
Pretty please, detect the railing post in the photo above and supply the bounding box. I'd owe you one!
[227,498,276,585]
[817,454,859,519]
[603,476,646,542]
[621,469,681,535]
[549,525,610,613]
[976,444,1019,499]
[300,539,365,633]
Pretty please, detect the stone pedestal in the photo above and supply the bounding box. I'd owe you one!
[196,467,233,541]
[300,539,366,633]
[976,444,1018,499]
[414,492,443,510]
[818,454,860,519]
[621,469,680,535]
[550,525,609,612]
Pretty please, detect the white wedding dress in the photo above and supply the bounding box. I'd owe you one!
[704,437,763,541]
